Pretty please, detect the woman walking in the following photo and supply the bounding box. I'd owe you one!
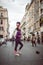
[14,22,23,56]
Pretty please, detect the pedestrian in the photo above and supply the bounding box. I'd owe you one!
[12,35,15,45]
[14,22,23,56]
[37,35,40,44]
[31,33,36,47]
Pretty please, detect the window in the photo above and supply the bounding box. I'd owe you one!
[1,20,3,24]
[40,19,43,27]
[41,9,43,13]
[1,13,3,17]
[23,27,26,31]
[0,27,4,31]
[40,0,43,3]
[0,20,3,24]
[0,13,3,17]
[0,35,3,38]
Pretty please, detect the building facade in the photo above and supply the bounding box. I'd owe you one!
[33,0,43,43]
[21,0,35,40]
[0,6,9,38]
[21,0,43,42]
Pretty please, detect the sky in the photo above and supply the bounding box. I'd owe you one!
[0,0,31,37]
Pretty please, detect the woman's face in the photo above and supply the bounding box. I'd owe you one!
[16,23,20,29]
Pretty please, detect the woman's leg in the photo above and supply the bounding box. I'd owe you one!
[14,41,18,51]
[19,41,23,51]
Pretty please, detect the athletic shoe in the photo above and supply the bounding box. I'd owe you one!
[14,51,20,56]
[17,51,22,54]
[15,53,20,56]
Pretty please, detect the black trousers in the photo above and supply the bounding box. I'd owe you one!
[15,40,23,51]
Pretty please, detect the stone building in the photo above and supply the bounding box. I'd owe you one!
[0,6,9,38]
[21,0,43,42]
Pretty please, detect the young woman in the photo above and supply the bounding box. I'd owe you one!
[14,22,23,56]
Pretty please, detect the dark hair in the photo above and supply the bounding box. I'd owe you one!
[16,22,21,25]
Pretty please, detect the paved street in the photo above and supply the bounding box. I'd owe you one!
[0,41,43,65]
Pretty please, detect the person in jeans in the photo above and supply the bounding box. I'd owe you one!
[14,22,23,56]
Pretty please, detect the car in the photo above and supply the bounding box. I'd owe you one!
[0,38,6,45]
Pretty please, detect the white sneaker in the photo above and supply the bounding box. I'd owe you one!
[14,51,20,56]
[18,51,22,54]
[15,53,20,56]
